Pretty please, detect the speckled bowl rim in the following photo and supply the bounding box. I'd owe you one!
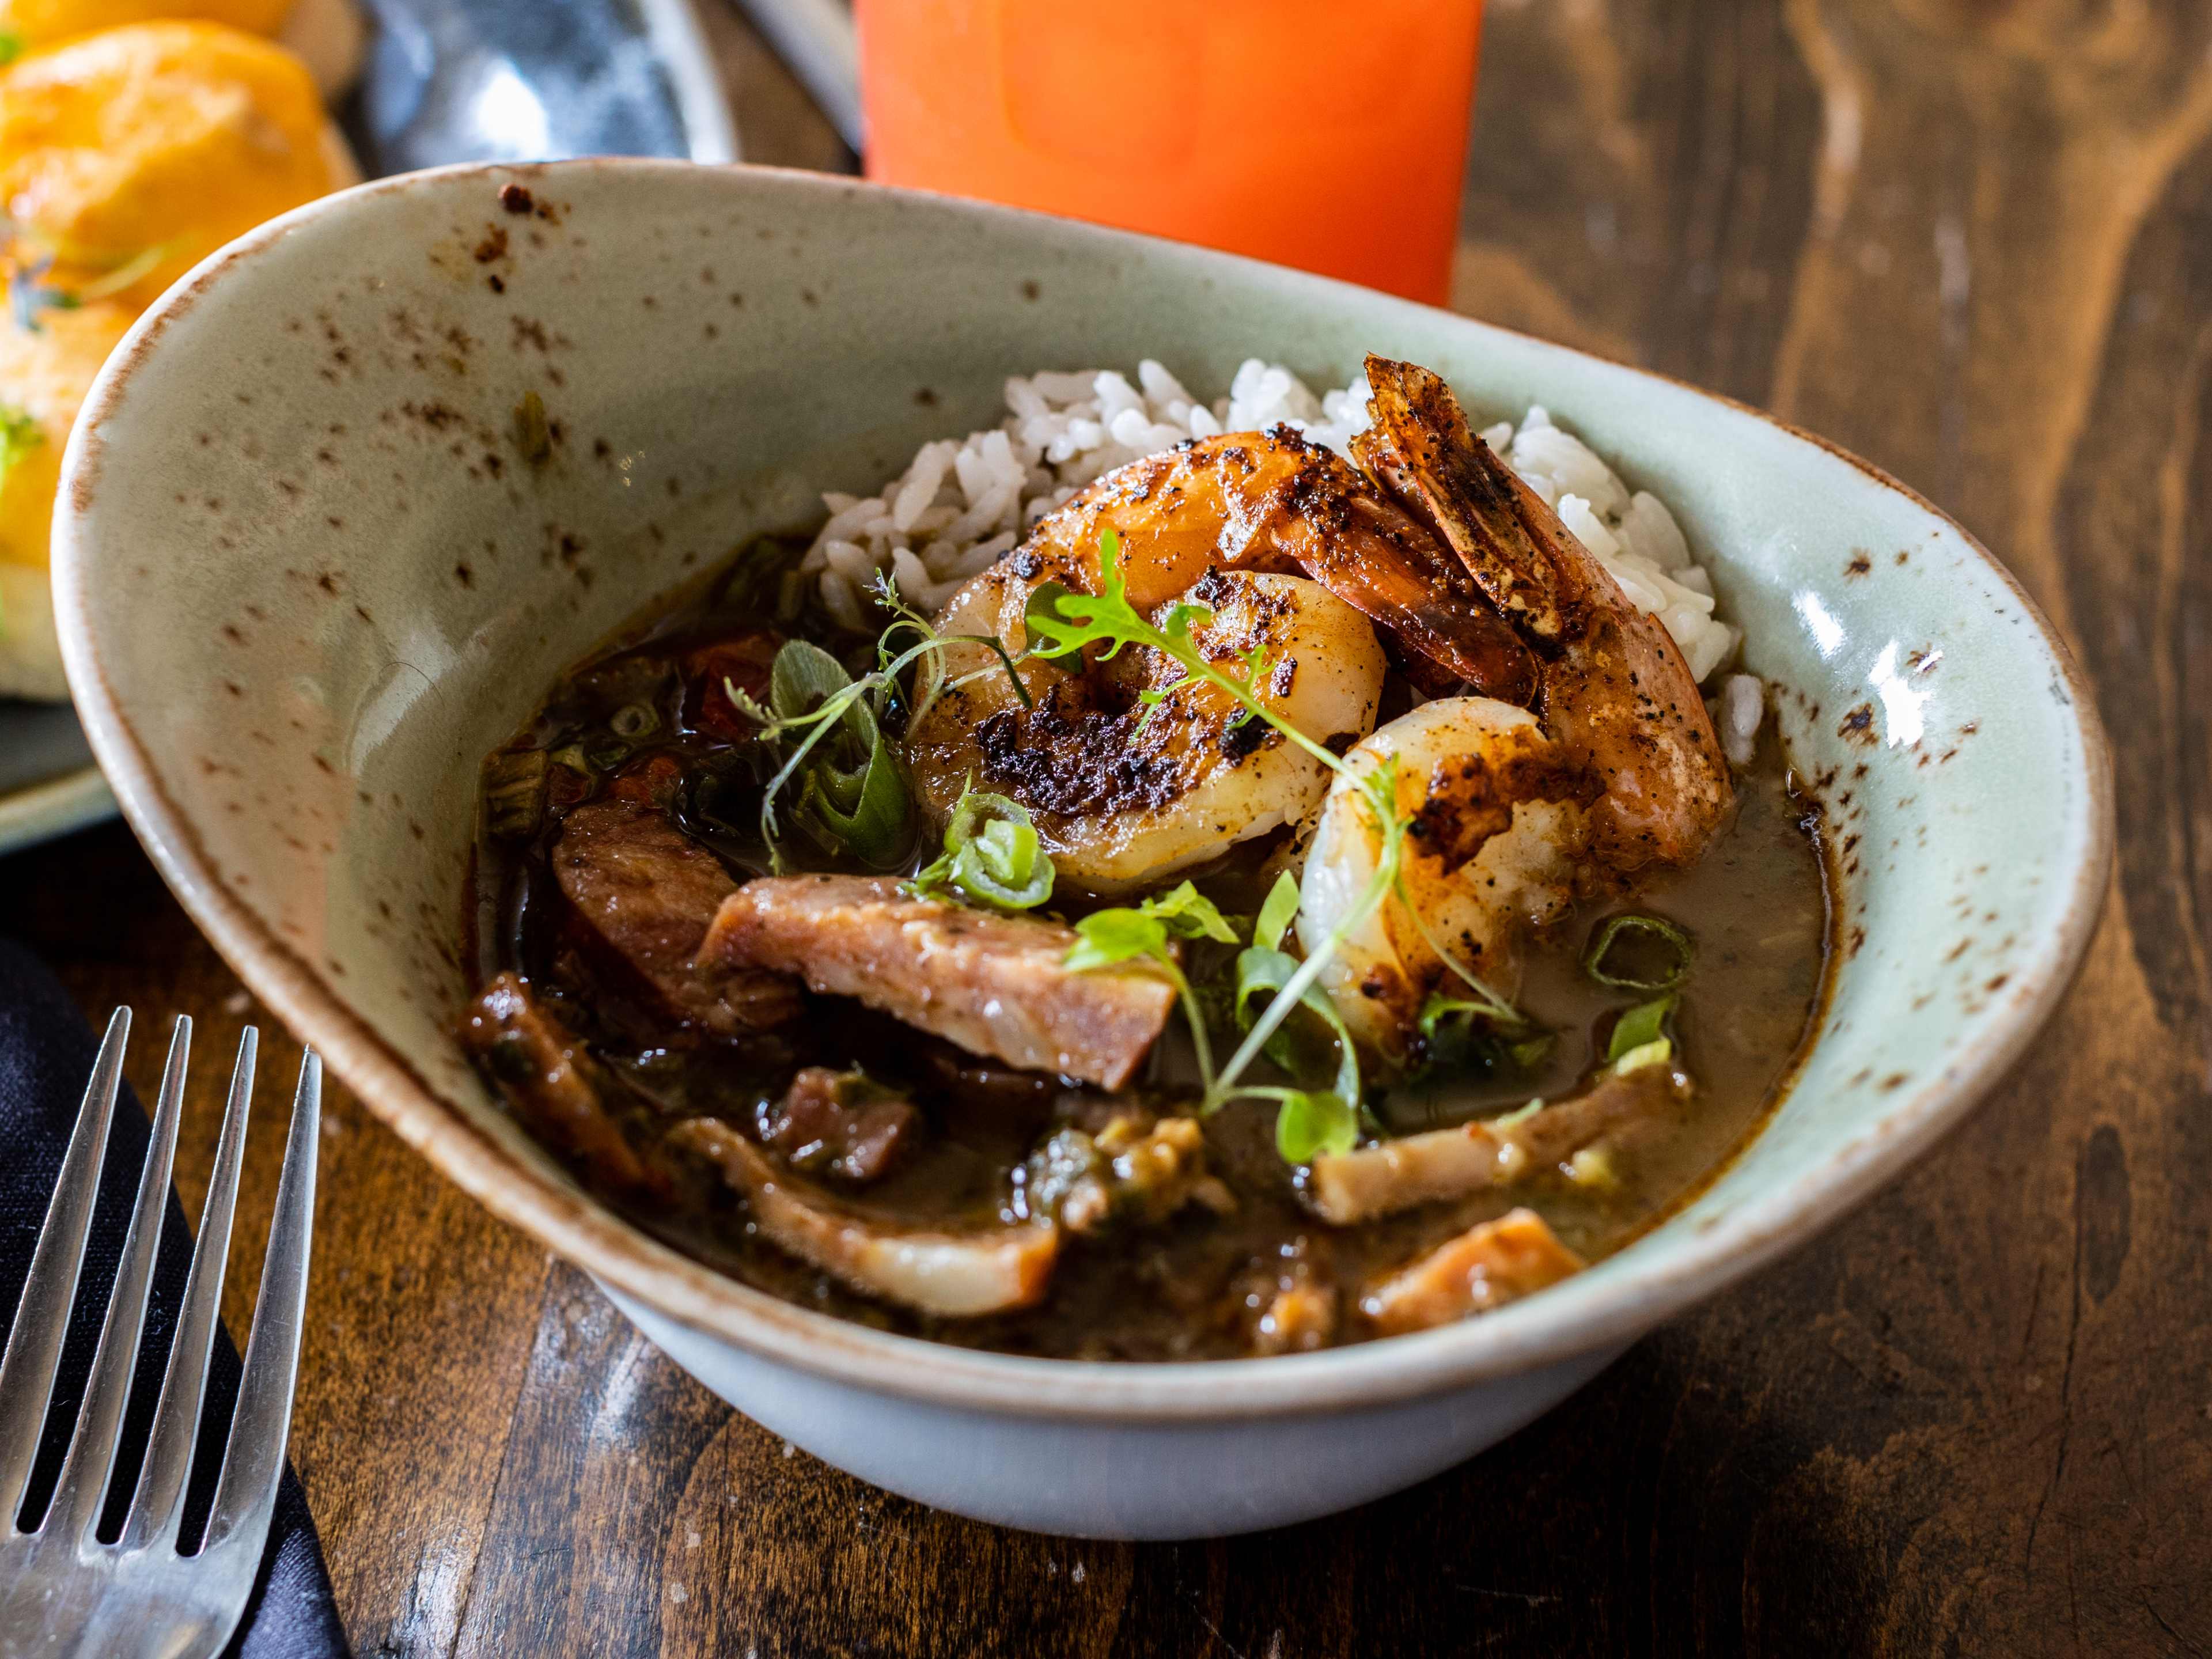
[54,160,2115,1423]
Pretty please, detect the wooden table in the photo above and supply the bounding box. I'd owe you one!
[6,1,2208,1652]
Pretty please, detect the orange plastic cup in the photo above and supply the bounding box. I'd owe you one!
[854,0,1484,305]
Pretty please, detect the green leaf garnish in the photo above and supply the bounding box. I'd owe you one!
[0,30,23,66]
[1272,1090,1359,1164]
[908,781,1054,911]
[751,638,913,867]
[1065,908,1170,974]
[1137,880,1238,944]
[733,570,1035,872]
[1060,881,1245,1086]
[1035,528,1525,1154]
[1234,944,1360,1114]
[1583,912,1694,992]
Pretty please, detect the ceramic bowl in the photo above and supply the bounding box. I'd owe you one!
[52,160,2111,1540]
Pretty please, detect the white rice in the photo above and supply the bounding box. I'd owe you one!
[801,359,1740,683]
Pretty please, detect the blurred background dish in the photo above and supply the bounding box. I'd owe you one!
[0,0,736,855]
[344,0,734,173]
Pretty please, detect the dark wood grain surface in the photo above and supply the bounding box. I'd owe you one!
[5,1,2209,1652]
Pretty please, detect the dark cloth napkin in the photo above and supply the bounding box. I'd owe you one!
[0,938,350,1658]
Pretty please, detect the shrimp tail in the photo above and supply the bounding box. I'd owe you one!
[1249,428,1537,702]
[1354,354,1734,873]
[1354,355,1592,646]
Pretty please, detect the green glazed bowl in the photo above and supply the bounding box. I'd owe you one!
[51,161,2111,1537]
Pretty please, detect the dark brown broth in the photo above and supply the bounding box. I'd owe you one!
[467,550,1831,1361]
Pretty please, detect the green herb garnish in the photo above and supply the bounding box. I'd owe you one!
[1274,1089,1359,1163]
[0,31,24,66]
[1415,990,1555,1081]
[1063,881,1237,1087]
[759,638,912,867]
[907,781,1054,910]
[1231,873,1363,1137]
[1582,912,1694,993]
[1029,531,1525,1158]
[732,571,1028,871]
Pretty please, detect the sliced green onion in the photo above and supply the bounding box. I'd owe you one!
[1612,1038,1673,1075]
[765,639,914,866]
[770,638,853,721]
[1605,994,1676,1063]
[794,717,910,866]
[1583,913,1695,992]
[1253,870,1301,952]
[910,783,1054,910]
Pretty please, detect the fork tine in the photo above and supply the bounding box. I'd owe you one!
[201,1051,317,1556]
[0,1006,130,1528]
[42,1017,193,1543]
[120,1027,257,1550]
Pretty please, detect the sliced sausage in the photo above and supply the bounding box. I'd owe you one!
[459,972,650,1192]
[1358,1208,1584,1336]
[552,801,800,1033]
[1302,1059,1690,1225]
[697,874,1175,1089]
[671,1119,1057,1317]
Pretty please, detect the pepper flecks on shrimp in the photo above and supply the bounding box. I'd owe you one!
[1355,354,1734,873]
[1018,427,1537,700]
[907,559,1386,896]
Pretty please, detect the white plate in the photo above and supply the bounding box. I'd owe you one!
[0,703,110,855]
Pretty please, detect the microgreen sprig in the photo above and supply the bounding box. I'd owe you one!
[1063,881,1238,1088]
[731,571,1030,869]
[1028,530,1524,1157]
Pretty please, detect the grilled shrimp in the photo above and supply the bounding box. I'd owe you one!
[1353,355,1732,870]
[1298,358,1733,1060]
[1018,428,1536,699]
[1298,697,1597,1064]
[906,556,1386,895]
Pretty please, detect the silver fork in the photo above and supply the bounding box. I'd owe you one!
[0,1012,320,1659]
